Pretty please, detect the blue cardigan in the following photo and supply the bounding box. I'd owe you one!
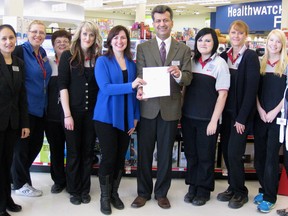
[14,42,52,117]
[93,55,140,131]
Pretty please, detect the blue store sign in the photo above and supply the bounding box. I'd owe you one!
[216,0,282,33]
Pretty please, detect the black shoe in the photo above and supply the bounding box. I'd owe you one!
[0,211,11,216]
[111,194,124,210]
[70,195,81,205]
[217,189,234,202]
[277,209,288,216]
[51,184,66,194]
[6,203,22,212]
[81,194,91,204]
[192,197,210,206]
[184,192,195,203]
[228,194,248,209]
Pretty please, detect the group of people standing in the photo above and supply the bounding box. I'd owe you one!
[180,14,288,215]
[0,3,288,216]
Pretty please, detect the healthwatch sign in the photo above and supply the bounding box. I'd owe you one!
[216,0,282,33]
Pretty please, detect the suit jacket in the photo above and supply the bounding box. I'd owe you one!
[0,53,29,131]
[136,37,192,121]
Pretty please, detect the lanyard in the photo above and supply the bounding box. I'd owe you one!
[35,52,47,80]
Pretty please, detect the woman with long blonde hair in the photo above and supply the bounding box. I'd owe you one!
[253,29,288,213]
[58,21,102,205]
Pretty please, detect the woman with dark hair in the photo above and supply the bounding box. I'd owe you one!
[46,29,71,194]
[0,24,29,216]
[93,25,144,215]
[181,27,230,206]
[58,21,102,205]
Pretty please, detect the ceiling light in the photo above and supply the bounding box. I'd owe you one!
[83,0,103,8]
[102,0,122,2]
[199,1,231,5]
[123,0,147,5]
[103,5,136,10]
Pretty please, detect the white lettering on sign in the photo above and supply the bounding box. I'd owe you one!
[227,4,282,17]
[274,16,282,28]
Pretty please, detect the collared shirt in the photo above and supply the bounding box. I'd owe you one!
[156,36,171,59]
[155,36,183,82]
[182,53,230,120]
[226,45,247,69]
[193,53,230,91]
[267,59,279,67]
[199,56,212,69]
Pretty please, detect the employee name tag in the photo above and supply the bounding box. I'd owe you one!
[171,60,180,66]
[277,117,286,125]
[12,66,19,71]
[43,56,48,62]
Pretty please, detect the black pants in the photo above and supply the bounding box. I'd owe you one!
[94,121,130,178]
[136,114,178,199]
[45,120,66,186]
[181,117,217,199]
[219,111,249,196]
[0,127,19,212]
[254,115,282,203]
[11,114,45,189]
[64,111,95,196]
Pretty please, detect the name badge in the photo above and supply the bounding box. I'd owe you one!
[43,56,48,62]
[171,60,180,66]
[12,66,20,72]
[277,117,287,125]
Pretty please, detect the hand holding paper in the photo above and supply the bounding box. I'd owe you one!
[142,67,170,99]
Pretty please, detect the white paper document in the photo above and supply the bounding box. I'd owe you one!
[142,67,170,99]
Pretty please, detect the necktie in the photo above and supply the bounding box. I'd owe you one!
[160,41,166,66]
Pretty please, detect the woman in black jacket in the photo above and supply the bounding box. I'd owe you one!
[216,20,260,209]
[0,24,29,216]
[58,21,102,205]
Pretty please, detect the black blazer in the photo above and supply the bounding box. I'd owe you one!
[221,49,260,125]
[0,53,29,131]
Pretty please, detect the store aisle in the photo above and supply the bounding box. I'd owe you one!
[11,172,287,216]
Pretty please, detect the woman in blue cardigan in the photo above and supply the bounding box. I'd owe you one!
[93,25,144,215]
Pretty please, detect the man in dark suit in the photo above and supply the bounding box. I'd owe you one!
[131,5,192,209]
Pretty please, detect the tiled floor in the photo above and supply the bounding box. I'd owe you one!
[10,172,288,216]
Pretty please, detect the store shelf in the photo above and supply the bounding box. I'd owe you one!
[31,132,258,179]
